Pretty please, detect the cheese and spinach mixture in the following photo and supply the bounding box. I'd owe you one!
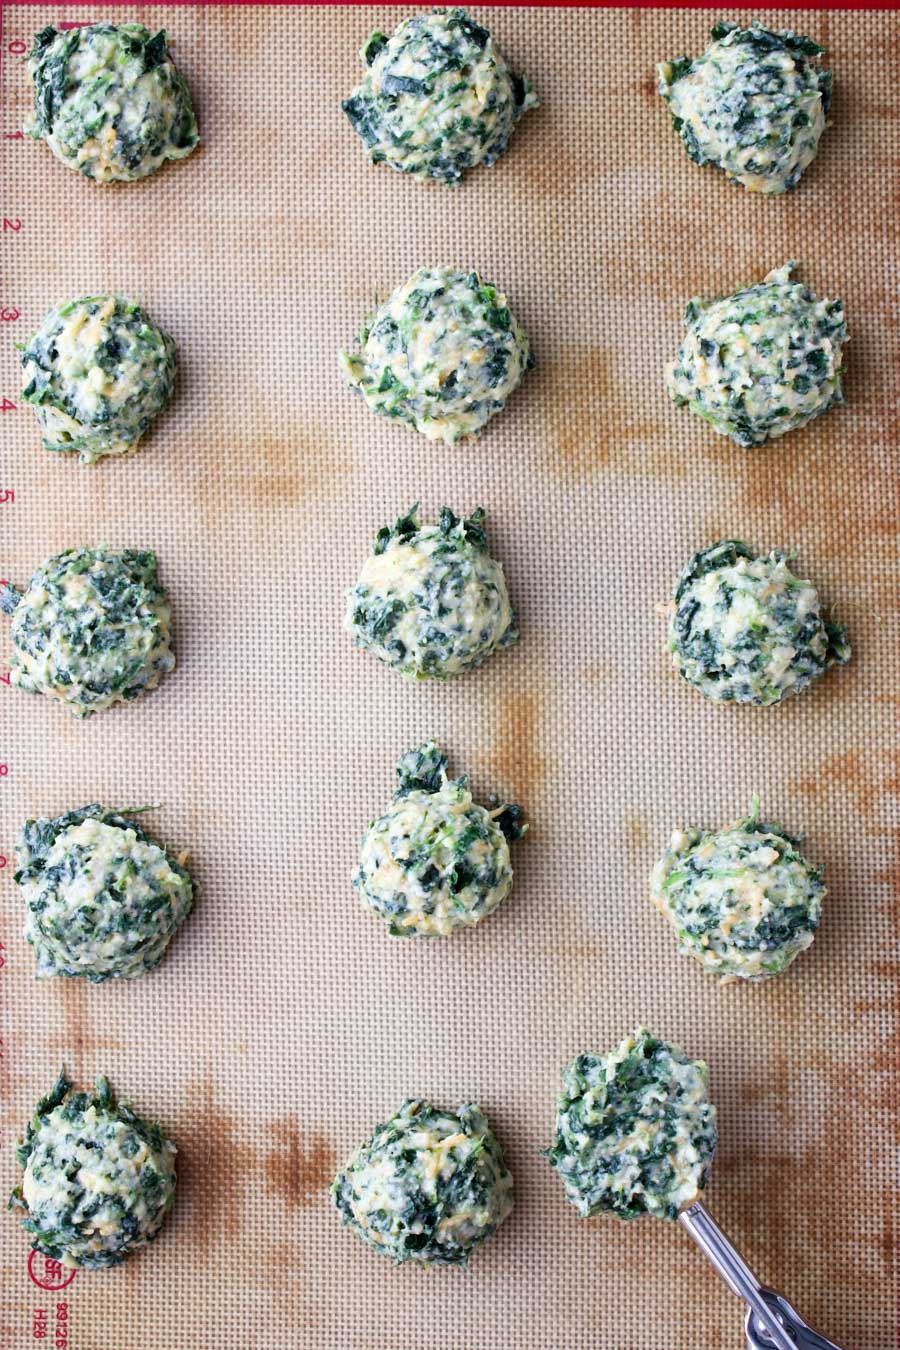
[667,540,850,706]
[331,1098,513,1266]
[11,1069,177,1269]
[26,23,199,183]
[544,1029,717,1222]
[354,740,526,938]
[658,21,831,195]
[346,506,517,679]
[20,296,177,463]
[16,805,195,982]
[342,8,537,186]
[666,263,846,448]
[339,266,532,443]
[651,799,824,983]
[1,546,176,718]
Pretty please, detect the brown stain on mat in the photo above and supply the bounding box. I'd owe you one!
[726,1014,898,1314]
[875,830,900,926]
[581,660,616,688]
[264,1117,336,1211]
[719,1146,804,1292]
[479,689,547,806]
[194,425,355,539]
[49,981,124,1062]
[792,748,900,825]
[859,99,900,123]
[178,1074,257,1250]
[737,1053,794,1130]
[542,347,614,477]
[874,287,899,332]
[625,814,648,853]
[610,424,688,481]
[637,75,656,104]
[816,1033,898,1122]
[724,1128,891,1317]
[540,941,605,959]
[727,413,900,562]
[250,427,354,507]
[793,736,900,1077]
[810,1073,896,1292]
[539,934,607,1011]
[518,141,584,195]
[541,347,686,482]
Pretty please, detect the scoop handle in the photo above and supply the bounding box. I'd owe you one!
[678,1202,798,1350]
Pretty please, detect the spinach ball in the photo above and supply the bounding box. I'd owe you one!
[667,540,850,705]
[651,799,824,982]
[332,1098,513,1265]
[658,21,831,195]
[16,805,195,981]
[339,266,532,443]
[545,1029,717,1221]
[354,740,526,937]
[1,546,175,717]
[11,1069,177,1269]
[346,506,517,679]
[343,8,537,185]
[26,23,198,183]
[21,296,177,464]
[666,263,846,448]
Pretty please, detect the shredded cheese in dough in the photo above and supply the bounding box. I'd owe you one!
[26,23,198,184]
[666,263,846,448]
[651,800,824,983]
[21,296,177,464]
[340,266,532,443]
[353,740,525,937]
[545,1030,717,1221]
[11,1071,176,1269]
[4,546,175,718]
[331,1099,512,1266]
[658,21,831,195]
[346,506,517,679]
[343,8,536,185]
[667,540,850,705]
[16,806,195,981]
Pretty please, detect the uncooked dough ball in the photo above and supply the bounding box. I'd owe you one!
[353,740,526,937]
[16,805,195,981]
[658,21,831,195]
[11,1069,177,1269]
[339,266,532,443]
[651,799,824,982]
[1,546,175,717]
[26,23,199,183]
[21,296,177,463]
[667,540,850,706]
[331,1098,513,1265]
[666,263,846,448]
[545,1029,717,1221]
[342,8,537,185]
[346,506,517,679]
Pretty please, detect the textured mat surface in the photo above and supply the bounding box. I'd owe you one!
[0,6,897,1348]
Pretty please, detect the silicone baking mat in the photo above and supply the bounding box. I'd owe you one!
[0,6,897,1347]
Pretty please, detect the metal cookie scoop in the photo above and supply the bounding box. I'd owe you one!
[680,1202,845,1349]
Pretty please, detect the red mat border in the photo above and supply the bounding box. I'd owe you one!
[2,1,898,10]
